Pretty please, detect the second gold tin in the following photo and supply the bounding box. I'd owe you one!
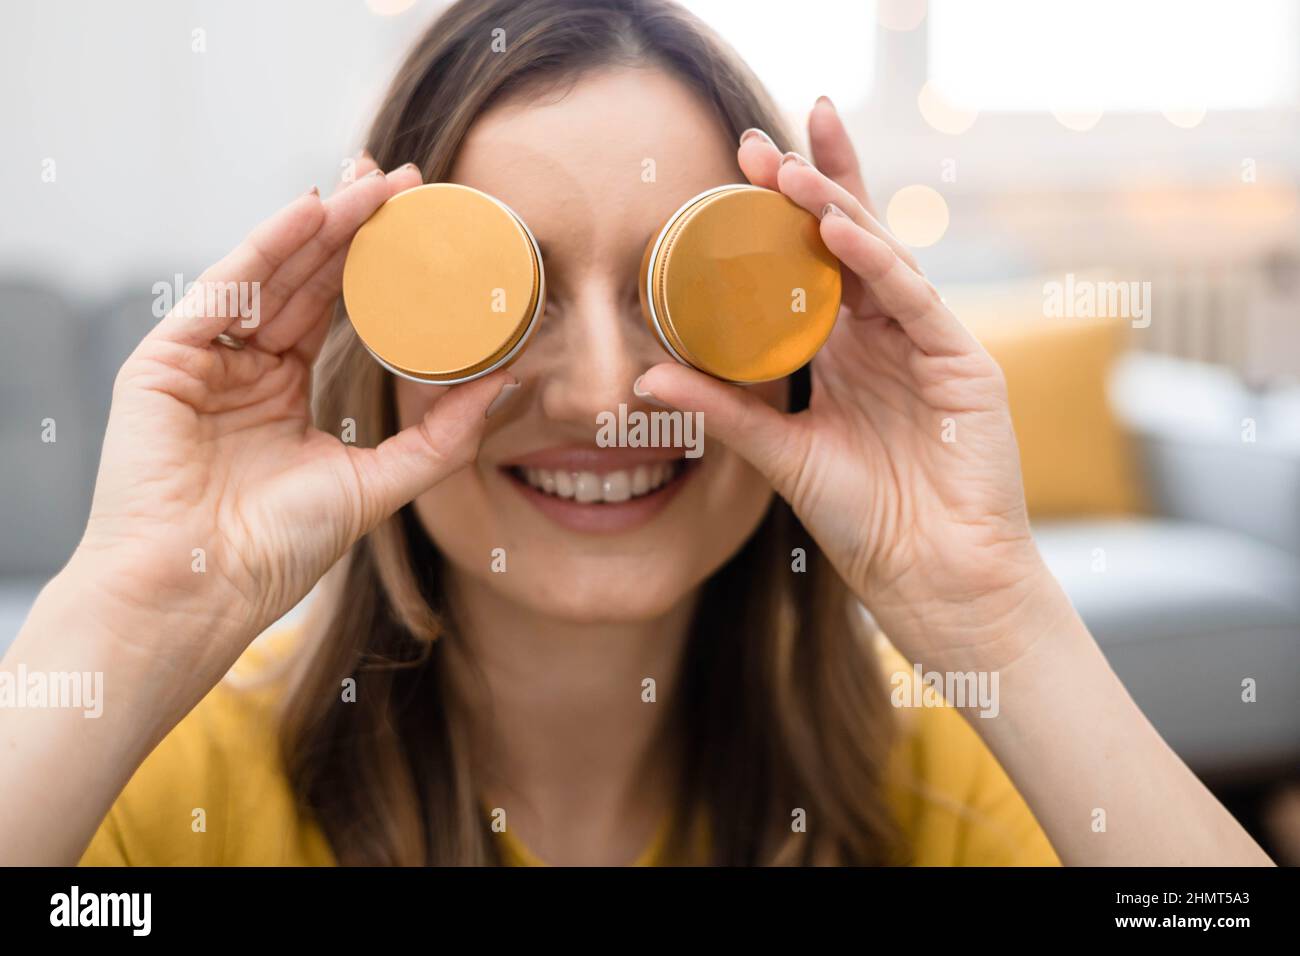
[639,184,842,383]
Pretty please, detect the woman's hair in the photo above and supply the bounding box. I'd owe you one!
[280,0,905,865]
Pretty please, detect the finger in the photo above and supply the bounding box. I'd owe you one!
[228,164,413,346]
[737,127,783,189]
[152,188,326,348]
[819,206,976,357]
[255,163,425,356]
[349,371,517,523]
[807,96,876,217]
[333,151,378,195]
[272,151,379,362]
[778,151,923,275]
[632,363,807,503]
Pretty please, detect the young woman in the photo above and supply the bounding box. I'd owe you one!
[1,0,1272,866]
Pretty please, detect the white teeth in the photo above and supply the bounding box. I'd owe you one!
[516,462,682,503]
[602,471,631,503]
[574,471,601,503]
[555,471,575,499]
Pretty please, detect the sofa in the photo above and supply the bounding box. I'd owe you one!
[952,278,1300,777]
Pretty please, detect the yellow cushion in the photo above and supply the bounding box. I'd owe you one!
[945,277,1145,518]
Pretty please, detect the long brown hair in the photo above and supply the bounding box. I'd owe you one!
[280,0,905,865]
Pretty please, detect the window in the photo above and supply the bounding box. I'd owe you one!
[927,0,1299,112]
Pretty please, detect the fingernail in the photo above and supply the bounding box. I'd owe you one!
[633,375,673,409]
[739,127,774,147]
[305,185,320,198]
[366,168,384,179]
[815,94,836,112]
[821,202,846,219]
[398,162,419,172]
[485,382,520,419]
[781,151,809,167]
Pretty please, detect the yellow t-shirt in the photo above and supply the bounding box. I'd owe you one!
[79,632,1060,867]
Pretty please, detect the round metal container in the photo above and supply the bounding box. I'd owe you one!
[342,183,545,384]
[639,184,842,383]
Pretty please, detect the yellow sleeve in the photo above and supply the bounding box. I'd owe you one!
[882,643,1061,866]
[80,804,130,866]
[78,631,334,867]
[77,681,236,866]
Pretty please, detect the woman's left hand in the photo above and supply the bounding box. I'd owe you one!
[636,98,1069,671]
[641,100,1278,868]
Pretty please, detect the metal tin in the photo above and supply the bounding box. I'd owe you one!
[640,184,842,383]
[342,182,545,385]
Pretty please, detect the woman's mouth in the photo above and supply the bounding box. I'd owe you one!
[511,460,684,503]
[498,447,697,533]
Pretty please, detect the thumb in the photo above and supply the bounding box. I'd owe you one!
[634,363,806,500]
[350,370,517,525]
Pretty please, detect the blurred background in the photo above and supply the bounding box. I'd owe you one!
[1,0,1298,860]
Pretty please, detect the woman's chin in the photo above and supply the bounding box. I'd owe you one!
[502,570,695,625]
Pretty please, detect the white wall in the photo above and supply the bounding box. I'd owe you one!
[0,0,446,300]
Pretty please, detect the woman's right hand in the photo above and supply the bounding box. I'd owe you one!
[59,156,514,699]
[2,156,518,864]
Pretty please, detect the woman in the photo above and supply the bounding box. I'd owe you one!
[1,0,1272,866]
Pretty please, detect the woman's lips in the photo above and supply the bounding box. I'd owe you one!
[498,445,696,533]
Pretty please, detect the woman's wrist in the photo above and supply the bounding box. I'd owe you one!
[12,552,252,732]
[13,576,177,742]
[867,551,1080,676]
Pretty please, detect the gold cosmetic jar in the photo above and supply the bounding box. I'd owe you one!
[342,183,545,384]
[639,184,842,383]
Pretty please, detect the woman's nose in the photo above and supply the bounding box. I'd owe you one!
[538,285,662,428]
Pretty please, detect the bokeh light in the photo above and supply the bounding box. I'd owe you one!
[1052,108,1104,131]
[365,0,416,16]
[878,0,928,31]
[886,185,950,247]
[918,82,978,134]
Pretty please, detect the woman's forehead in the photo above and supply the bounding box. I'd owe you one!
[449,67,742,256]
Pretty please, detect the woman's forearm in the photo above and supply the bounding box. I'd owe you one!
[939,572,1274,866]
[0,570,199,865]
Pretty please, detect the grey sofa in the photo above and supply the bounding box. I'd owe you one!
[1034,352,1300,775]
[0,280,156,636]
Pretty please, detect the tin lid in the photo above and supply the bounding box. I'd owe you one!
[342,183,544,384]
[642,185,842,383]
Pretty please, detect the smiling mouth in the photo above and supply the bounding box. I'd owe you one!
[505,460,691,504]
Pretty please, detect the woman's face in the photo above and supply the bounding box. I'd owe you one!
[395,67,782,624]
